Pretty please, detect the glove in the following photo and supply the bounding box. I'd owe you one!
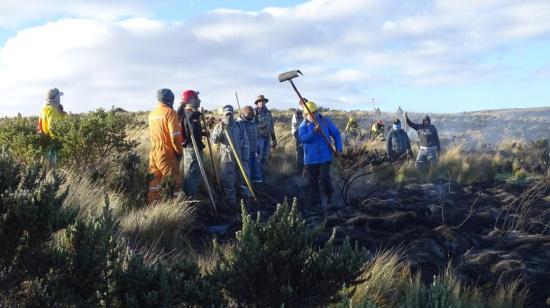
[176,152,183,161]
[314,124,321,133]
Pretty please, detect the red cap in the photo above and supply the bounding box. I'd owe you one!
[181,90,199,103]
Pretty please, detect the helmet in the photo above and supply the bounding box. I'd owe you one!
[393,118,401,125]
[303,101,317,113]
[348,117,356,123]
[376,119,384,126]
[181,90,199,103]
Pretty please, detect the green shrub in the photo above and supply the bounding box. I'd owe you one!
[0,116,58,164]
[0,154,75,302]
[57,200,222,307]
[106,151,152,208]
[0,153,221,307]
[53,108,137,174]
[214,199,368,307]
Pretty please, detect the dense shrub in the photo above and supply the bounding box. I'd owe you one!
[0,115,58,164]
[213,199,368,307]
[0,154,222,307]
[105,151,152,208]
[0,154,75,301]
[53,108,137,174]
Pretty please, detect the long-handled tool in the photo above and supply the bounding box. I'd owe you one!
[182,108,218,214]
[278,70,338,157]
[222,126,257,201]
[234,92,243,117]
[201,107,225,208]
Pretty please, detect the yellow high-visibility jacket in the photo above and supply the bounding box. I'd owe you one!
[38,105,64,137]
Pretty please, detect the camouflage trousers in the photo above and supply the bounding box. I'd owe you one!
[221,160,251,206]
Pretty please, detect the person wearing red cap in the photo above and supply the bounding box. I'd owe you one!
[177,90,207,199]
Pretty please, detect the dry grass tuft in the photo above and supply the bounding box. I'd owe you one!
[62,174,123,219]
[119,197,197,253]
[397,145,497,184]
[348,249,526,308]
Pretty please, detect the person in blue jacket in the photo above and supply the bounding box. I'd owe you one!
[298,101,343,207]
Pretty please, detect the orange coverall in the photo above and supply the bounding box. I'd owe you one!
[147,103,184,204]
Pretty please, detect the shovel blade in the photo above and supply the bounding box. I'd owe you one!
[278,69,302,82]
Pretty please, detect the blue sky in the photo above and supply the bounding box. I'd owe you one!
[0,0,549,116]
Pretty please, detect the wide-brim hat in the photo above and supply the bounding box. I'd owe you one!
[254,95,269,104]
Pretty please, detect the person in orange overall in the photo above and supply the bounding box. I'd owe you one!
[147,89,184,204]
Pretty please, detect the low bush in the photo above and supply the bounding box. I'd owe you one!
[53,108,137,174]
[0,153,222,307]
[213,198,368,307]
[0,115,58,164]
[0,154,75,303]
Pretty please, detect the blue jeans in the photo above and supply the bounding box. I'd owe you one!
[416,146,438,169]
[253,136,271,181]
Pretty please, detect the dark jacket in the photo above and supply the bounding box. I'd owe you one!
[406,117,440,151]
[386,129,412,159]
[237,115,257,153]
[178,107,205,149]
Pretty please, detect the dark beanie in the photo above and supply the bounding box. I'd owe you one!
[157,88,175,105]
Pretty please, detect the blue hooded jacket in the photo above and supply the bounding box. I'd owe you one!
[298,113,342,165]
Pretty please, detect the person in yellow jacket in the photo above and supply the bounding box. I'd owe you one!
[38,88,65,137]
[147,89,184,204]
[370,119,386,141]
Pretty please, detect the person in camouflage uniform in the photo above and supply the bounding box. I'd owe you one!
[252,94,277,182]
[211,105,250,206]
[386,119,413,161]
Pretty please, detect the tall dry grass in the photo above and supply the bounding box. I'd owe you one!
[118,197,197,253]
[62,174,123,219]
[396,145,497,185]
[346,249,526,308]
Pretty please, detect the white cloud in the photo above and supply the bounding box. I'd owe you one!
[1,0,550,116]
[0,0,148,27]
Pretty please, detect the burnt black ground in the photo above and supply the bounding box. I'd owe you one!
[194,175,550,307]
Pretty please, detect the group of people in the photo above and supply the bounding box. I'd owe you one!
[37,87,441,211]
[146,89,277,206]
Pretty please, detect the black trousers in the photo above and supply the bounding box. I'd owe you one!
[304,162,333,206]
[295,139,304,175]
